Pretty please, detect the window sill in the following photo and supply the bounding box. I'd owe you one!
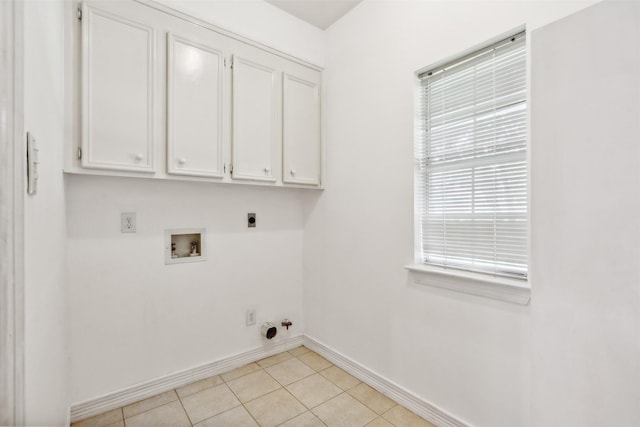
[405,264,530,305]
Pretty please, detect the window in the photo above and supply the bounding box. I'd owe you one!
[415,32,527,280]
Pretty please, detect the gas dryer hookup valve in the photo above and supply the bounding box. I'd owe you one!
[281,319,293,330]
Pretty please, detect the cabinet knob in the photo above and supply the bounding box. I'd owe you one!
[290,170,296,176]
[135,153,144,161]
[178,158,186,165]
[264,167,270,174]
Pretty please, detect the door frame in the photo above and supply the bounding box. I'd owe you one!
[0,0,25,425]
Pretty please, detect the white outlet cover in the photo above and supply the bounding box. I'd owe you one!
[246,309,256,326]
[121,212,136,233]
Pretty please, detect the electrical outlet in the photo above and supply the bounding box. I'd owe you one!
[121,212,136,233]
[246,309,256,326]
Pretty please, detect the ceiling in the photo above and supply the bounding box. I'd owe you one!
[265,0,363,30]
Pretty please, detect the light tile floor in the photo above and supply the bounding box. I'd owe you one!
[72,347,435,427]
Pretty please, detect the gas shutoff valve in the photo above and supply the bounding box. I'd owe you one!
[281,319,293,330]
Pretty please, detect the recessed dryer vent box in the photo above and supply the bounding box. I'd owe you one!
[165,228,206,265]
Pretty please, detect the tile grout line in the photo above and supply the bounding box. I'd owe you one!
[220,364,261,384]
[175,389,195,427]
[224,366,276,404]
[232,366,286,424]
[221,367,262,427]
[240,351,330,426]
[346,383,401,418]
[305,374,390,427]
[263,354,316,389]
[271,352,336,426]
[119,390,181,424]
[379,406,400,427]
[273,350,380,426]
[241,401,263,427]
[179,362,268,425]
[317,366,399,421]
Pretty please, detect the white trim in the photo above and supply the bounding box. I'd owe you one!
[303,335,470,427]
[0,0,25,425]
[69,335,304,423]
[405,264,531,305]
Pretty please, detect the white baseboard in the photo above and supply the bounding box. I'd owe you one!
[303,335,469,427]
[71,334,468,427]
[70,335,303,423]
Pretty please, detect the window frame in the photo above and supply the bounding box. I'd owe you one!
[407,27,531,305]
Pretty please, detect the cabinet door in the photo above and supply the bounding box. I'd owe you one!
[231,55,279,182]
[282,73,320,185]
[167,34,225,178]
[82,4,155,172]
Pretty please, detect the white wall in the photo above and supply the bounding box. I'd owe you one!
[67,1,324,404]
[67,177,308,401]
[154,0,326,66]
[64,1,640,426]
[531,2,640,425]
[303,1,598,426]
[23,0,70,425]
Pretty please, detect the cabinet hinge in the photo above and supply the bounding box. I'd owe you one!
[229,164,233,174]
[224,58,227,68]
[77,147,82,160]
[77,8,82,20]
[229,58,234,69]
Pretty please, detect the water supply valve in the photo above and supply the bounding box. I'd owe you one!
[281,319,293,330]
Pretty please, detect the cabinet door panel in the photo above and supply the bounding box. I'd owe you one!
[232,56,278,182]
[283,74,320,185]
[167,34,224,177]
[82,5,155,172]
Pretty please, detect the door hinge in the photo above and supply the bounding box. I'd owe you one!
[229,164,233,174]
[77,147,82,160]
[77,8,82,20]
[229,57,234,69]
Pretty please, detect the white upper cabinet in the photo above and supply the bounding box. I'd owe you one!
[283,73,321,185]
[167,33,225,178]
[81,3,155,172]
[231,55,280,182]
[76,1,322,188]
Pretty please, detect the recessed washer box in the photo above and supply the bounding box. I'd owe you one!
[165,228,206,265]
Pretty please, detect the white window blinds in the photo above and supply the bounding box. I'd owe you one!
[415,32,527,278]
